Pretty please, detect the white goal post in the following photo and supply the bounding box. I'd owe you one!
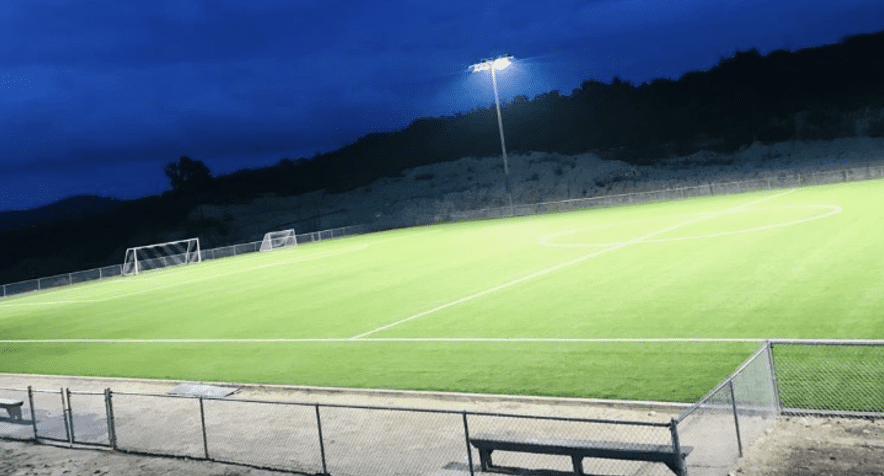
[122,238,201,276]
[260,229,297,252]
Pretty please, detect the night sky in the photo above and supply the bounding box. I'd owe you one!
[2,1,883,212]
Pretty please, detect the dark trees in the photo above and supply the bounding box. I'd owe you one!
[165,156,213,195]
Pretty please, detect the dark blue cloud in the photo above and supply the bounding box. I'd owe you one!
[1,0,883,210]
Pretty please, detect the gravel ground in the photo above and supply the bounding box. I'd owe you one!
[4,413,884,475]
[3,375,884,475]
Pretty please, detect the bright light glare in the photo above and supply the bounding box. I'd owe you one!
[470,55,514,73]
[492,56,511,71]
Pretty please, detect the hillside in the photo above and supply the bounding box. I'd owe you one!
[3,31,884,285]
[0,195,124,233]
[209,30,884,200]
[189,137,884,247]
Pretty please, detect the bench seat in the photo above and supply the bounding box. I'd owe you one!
[0,398,24,421]
[470,435,692,476]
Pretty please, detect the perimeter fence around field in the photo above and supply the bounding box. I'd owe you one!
[432,164,884,225]
[2,340,882,475]
[0,224,368,300]
[3,164,883,299]
[199,224,369,262]
[0,386,682,476]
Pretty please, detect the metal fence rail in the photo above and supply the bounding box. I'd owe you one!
[2,386,683,476]
[0,225,368,299]
[675,342,780,475]
[433,164,884,225]
[2,340,883,475]
[3,164,883,299]
[1,265,123,299]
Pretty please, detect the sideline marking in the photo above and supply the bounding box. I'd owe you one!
[540,204,842,247]
[0,337,765,344]
[351,190,797,339]
[0,300,102,307]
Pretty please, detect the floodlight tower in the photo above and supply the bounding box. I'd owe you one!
[470,55,515,215]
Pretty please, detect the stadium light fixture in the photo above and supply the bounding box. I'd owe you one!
[470,54,515,215]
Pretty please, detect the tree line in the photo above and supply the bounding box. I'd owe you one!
[2,30,884,284]
[204,30,884,199]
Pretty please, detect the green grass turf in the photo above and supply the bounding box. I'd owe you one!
[1,179,883,402]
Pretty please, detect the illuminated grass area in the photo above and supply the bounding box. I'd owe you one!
[1,179,883,402]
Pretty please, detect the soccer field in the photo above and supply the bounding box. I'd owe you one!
[2,179,883,402]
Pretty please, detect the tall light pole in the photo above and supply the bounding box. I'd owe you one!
[470,55,515,215]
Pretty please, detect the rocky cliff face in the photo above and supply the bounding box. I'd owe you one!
[191,137,884,245]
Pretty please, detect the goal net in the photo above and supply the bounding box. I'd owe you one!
[122,238,201,276]
[260,229,297,252]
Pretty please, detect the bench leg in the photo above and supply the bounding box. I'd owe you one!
[4,407,23,421]
[664,455,689,476]
[477,448,493,472]
[571,455,585,476]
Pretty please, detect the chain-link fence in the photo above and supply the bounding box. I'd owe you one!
[1,265,123,299]
[2,387,687,475]
[0,224,368,300]
[433,164,884,225]
[770,339,884,418]
[4,164,883,299]
[675,342,780,476]
[200,225,370,262]
[2,340,882,475]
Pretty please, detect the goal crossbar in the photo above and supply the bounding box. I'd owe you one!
[123,238,201,276]
[260,229,297,252]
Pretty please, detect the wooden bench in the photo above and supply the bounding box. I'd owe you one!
[0,398,24,421]
[470,435,692,476]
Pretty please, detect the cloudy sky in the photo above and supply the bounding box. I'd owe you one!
[2,0,883,211]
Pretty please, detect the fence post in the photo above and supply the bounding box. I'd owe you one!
[728,380,743,457]
[766,340,783,414]
[198,397,209,459]
[28,386,38,440]
[462,412,475,476]
[314,405,328,475]
[66,388,76,445]
[60,388,72,446]
[104,388,117,449]
[669,418,687,476]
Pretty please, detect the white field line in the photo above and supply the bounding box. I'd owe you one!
[0,300,103,307]
[540,204,842,247]
[0,337,766,344]
[351,189,798,339]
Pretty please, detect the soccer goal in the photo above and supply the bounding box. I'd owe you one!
[122,238,201,276]
[260,229,297,252]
